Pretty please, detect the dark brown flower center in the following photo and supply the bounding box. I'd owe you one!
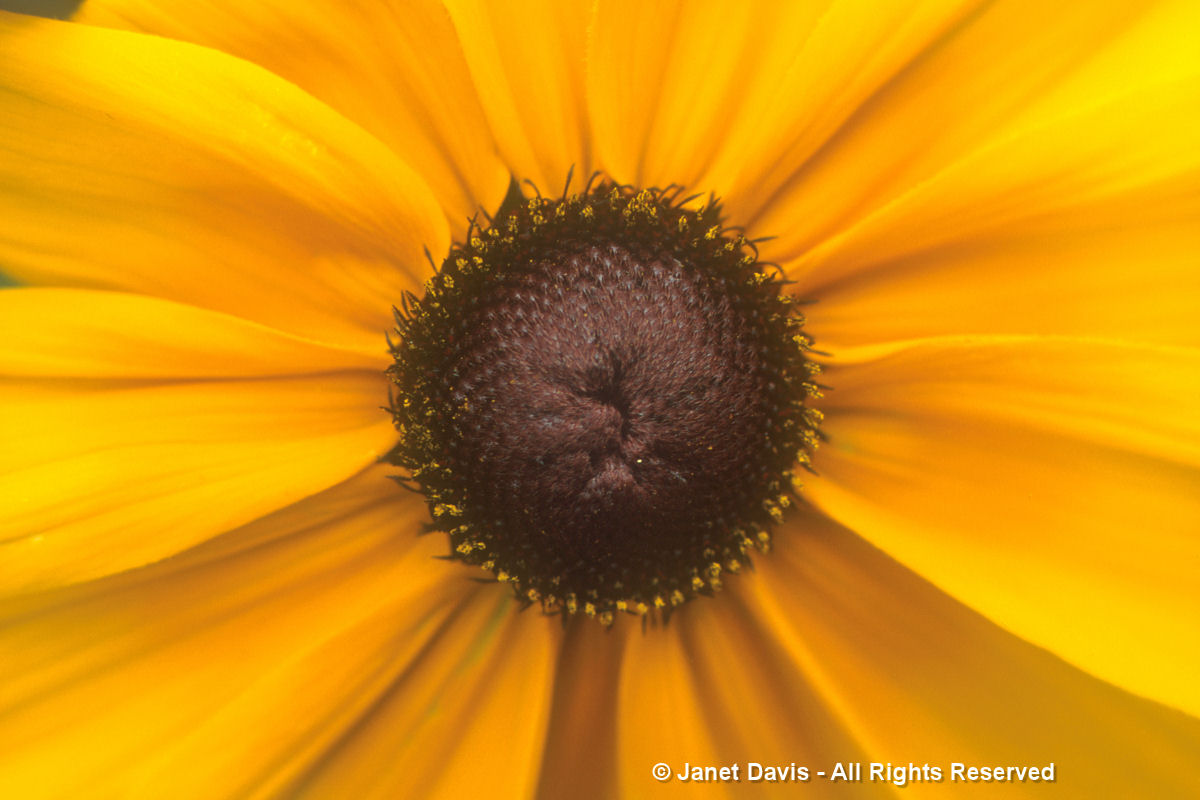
[387,181,821,624]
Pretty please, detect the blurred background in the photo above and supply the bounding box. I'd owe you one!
[0,1,79,18]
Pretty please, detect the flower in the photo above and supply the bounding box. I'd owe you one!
[1,1,1198,797]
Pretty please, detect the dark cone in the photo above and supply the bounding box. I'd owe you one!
[388,182,822,623]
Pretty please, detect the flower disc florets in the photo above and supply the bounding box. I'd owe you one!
[387,180,822,624]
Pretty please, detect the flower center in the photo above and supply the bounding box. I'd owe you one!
[387,181,822,624]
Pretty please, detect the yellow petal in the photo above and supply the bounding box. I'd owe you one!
[0,288,388,377]
[75,0,510,235]
[796,73,1200,347]
[0,12,448,354]
[0,289,396,593]
[614,616,729,799]
[710,1,1199,296]
[586,0,984,199]
[444,0,592,192]
[753,508,1200,797]
[0,468,464,799]
[809,336,1200,716]
[535,621,628,800]
[290,592,560,800]
[587,0,836,191]
[614,594,876,799]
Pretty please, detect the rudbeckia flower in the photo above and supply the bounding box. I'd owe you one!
[2,0,1198,797]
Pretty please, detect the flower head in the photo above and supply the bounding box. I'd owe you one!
[1,1,1199,798]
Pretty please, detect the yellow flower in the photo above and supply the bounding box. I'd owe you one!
[2,1,1198,797]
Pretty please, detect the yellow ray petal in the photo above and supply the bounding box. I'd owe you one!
[0,288,397,593]
[809,336,1200,716]
[795,73,1200,347]
[754,508,1200,797]
[0,12,448,354]
[587,0,837,191]
[586,0,985,201]
[0,288,388,376]
[613,594,880,799]
[75,0,510,236]
[443,0,592,193]
[0,468,464,800]
[535,621,629,800]
[710,1,1198,292]
[614,617,731,799]
[285,592,560,800]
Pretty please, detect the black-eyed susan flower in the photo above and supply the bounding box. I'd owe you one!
[1,1,1199,798]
